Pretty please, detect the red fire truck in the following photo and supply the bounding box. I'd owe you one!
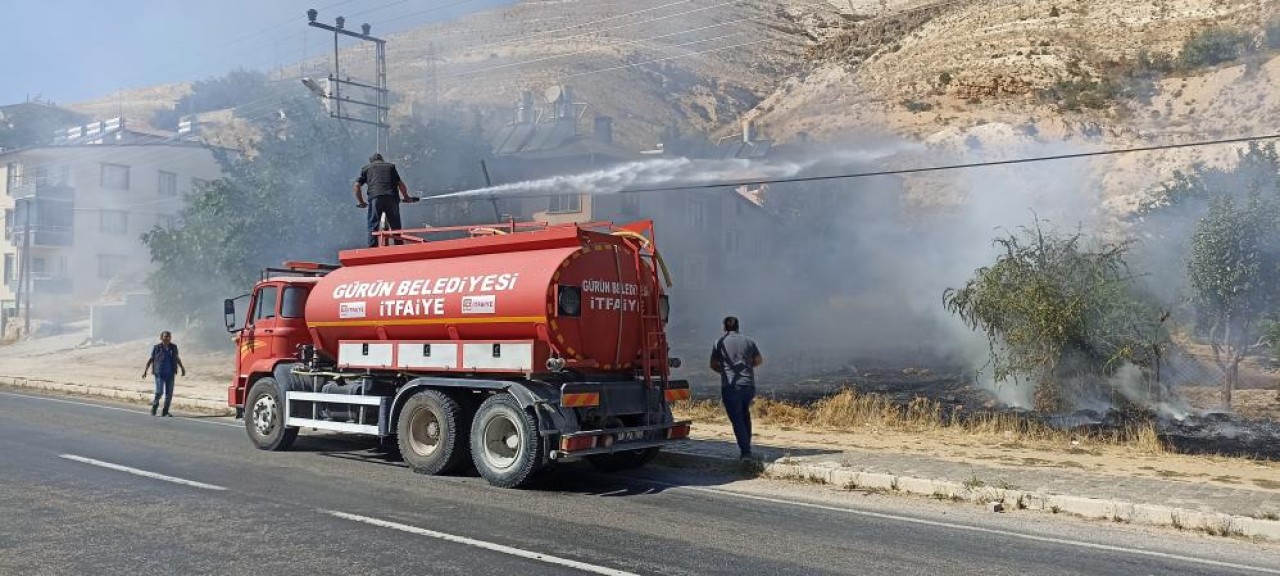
[223,220,690,487]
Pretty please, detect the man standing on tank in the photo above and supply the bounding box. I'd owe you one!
[354,153,418,247]
[710,316,764,460]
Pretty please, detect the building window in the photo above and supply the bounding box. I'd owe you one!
[684,255,708,290]
[98,254,127,279]
[158,171,178,196]
[5,162,21,195]
[100,210,129,235]
[548,194,582,214]
[3,254,12,287]
[726,229,742,254]
[3,209,11,241]
[687,197,707,228]
[621,194,640,216]
[100,163,130,190]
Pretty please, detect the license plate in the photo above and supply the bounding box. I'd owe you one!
[615,430,645,442]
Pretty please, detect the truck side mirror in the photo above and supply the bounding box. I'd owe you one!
[224,299,238,332]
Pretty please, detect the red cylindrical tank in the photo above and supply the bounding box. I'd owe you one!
[304,227,659,372]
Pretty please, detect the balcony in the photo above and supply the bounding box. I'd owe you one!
[32,276,73,295]
[12,198,74,247]
[12,181,74,201]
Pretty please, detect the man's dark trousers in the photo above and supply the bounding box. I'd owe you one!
[367,195,403,247]
[153,375,175,415]
[721,384,755,457]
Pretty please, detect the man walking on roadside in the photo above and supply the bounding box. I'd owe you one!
[142,331,186,417]
[353,152,418,247]
[710,316,763,460]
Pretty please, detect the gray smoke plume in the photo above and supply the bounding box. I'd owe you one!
[433,145,918,200]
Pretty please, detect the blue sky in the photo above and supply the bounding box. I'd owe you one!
[0,0,509,105]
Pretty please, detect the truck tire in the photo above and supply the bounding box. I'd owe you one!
[470,393,542,488]
[587,447,660,472]
[245,377,298,451]
[397,390,470,475]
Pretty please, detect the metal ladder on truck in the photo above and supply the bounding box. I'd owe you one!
[625,233,671,426]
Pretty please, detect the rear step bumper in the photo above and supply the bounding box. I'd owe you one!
[549,420,691,460]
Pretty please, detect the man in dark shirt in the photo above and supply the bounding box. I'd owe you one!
[354,153,418,247]
[709,316,764,460]
[142,331,186,417]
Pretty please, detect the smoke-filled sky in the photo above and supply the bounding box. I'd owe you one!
[0,0,511,105]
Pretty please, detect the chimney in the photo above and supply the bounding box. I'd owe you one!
[593,116,613,144]
[563,86,575,118]
[742,117,755,144]
[515,90,534,124]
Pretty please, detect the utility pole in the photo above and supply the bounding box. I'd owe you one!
[304,9,390,154]
[14,195,31,336]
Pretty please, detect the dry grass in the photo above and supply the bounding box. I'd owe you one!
[674,388,1167,454]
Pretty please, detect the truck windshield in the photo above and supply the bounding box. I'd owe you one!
[281,286,308,318]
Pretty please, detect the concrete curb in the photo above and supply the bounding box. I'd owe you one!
[659,449,1280,541]
[0,376,232,415]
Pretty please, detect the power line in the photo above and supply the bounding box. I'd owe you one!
[433,131,1280,202]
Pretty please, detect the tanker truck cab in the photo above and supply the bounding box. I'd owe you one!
[223,221,691,488]
[224,269,324,415]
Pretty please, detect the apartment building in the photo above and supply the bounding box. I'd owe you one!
[1,118,223,332]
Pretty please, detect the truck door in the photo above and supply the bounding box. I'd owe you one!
[238,284,280,374]
[273,284,311,359]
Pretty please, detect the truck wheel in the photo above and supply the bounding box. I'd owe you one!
[245,377,298,451]
[587,447,660,473]
[470,393,541,488]
[397,390,470,475]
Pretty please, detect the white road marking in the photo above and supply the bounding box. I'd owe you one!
[59,454,227,491]
[0,390,242,428]
[652,481,1280,575]
[327,510,641,576]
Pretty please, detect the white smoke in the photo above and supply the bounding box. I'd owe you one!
[434,144,918,199]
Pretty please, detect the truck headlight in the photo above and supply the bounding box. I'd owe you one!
[557,285,582,317]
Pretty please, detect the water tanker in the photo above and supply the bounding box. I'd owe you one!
[223,220,690,488]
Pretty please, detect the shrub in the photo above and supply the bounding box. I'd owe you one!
[1179,27,1249,69]
[1267,16,1280,50]
[944,220,1170,411]
[901,99,934,112]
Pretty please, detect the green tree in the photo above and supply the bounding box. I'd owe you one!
[151,69,274,130]
[143,96,364,343]
[143,100,495,345]
[1187,192,1280,408]
[0,103,87,150]
[944,221,1169,410]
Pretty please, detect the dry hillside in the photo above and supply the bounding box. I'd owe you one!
[67,0,1280,212]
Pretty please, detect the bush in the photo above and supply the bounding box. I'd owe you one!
[944,221,1169,411]
[901,99,934,112]
[1039,78,1120,111]
[1267,16,1280,50]
[1179,27,1250,69]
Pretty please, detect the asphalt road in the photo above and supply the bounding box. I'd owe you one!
[1,389,1278,576]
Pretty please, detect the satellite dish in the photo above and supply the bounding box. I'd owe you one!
[544,85,563,104]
